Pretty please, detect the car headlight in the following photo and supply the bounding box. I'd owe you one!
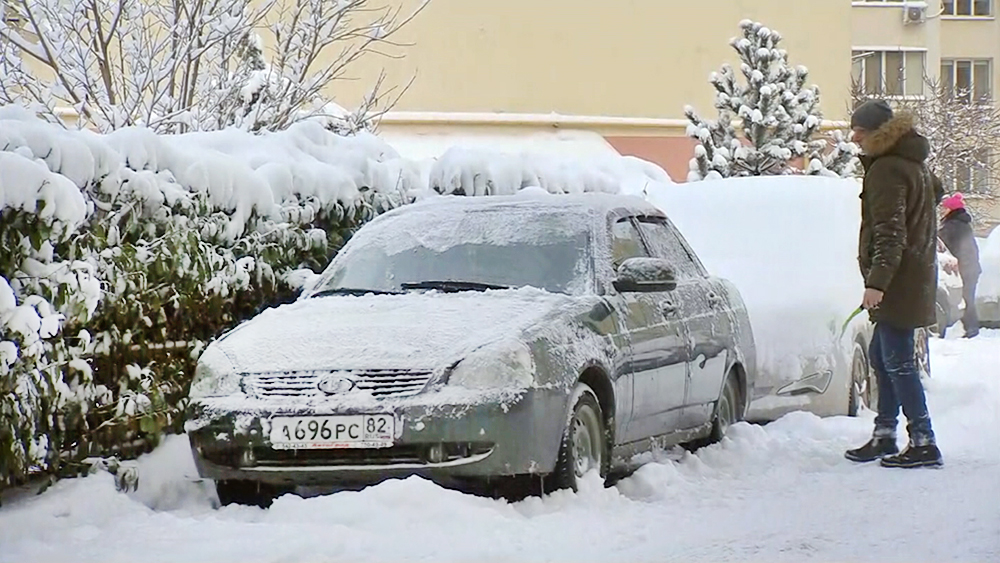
[449,340,535,390]
[188,346,240,399]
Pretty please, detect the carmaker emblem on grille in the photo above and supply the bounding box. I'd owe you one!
[317,374,356,395]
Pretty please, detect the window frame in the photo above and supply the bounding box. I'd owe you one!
[852,48,928,99]
[941,0,994,18]
[608,216,651,271]
[633,215,708,281]
[940,58,993,103]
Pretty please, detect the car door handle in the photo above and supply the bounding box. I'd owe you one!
[661,301,678,316]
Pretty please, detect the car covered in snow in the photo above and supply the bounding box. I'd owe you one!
[627,176,940,422]
[971,227,1000,329]
[184,192,756,505]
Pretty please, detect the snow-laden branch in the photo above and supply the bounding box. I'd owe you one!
[0,0,426,134]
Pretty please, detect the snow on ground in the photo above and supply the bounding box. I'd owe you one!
[2,332,997,563]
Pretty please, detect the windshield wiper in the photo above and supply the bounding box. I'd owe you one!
[311,287,401,298]
[400,280,510,293]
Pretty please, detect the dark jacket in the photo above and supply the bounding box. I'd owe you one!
[939,208,982,279]
[858,113,938,329]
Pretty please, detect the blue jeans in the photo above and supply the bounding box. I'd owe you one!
[870,322,936,446]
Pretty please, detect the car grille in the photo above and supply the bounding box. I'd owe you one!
[242,369,434,399]
[252,442,494,467]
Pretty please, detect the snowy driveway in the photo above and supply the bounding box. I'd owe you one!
[2,333,998,563]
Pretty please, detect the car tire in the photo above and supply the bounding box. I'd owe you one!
[929,298,949,337]
[915,328,932,380]
[708,372,742,443]
[848,342,871,416]
[551,383,607,492]
[215,479,281,508]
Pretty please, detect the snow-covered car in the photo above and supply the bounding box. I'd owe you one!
[976,227,1000,328]
[184,192,756,505]
[629,176,937,422]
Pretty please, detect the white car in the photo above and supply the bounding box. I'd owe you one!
[631,175,934,421]
[975,227,1000,328]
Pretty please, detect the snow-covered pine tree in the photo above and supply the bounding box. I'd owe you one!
[685,20,858,181]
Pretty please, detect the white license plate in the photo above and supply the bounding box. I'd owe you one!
[268,415,394,449]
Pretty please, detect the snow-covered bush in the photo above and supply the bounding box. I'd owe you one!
[0,106,662,488]
[0,108,414,488]
[684,20,858,181]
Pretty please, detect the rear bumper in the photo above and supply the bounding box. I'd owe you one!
[186,387,569,487]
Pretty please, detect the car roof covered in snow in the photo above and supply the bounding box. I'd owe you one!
[384,191,666,222]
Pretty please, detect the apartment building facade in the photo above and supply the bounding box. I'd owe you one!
[852,0,1000,231]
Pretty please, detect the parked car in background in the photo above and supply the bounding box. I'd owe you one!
[975,227,1000,328]
[185,192,755,505]
[629,176,934,422]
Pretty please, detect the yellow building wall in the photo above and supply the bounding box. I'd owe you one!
[316,0,854,122]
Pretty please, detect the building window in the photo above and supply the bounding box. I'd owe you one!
[942,149,993,194]
[941,59,993,102]
[852,50,926,97]
[942,0,993,16]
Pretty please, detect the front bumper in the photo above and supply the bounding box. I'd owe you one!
[186,387,568,487]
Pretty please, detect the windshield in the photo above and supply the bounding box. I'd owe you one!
[310,205,594,296]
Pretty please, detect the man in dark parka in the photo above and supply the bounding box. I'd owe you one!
[845,100,943,468]
[939,192,982,338]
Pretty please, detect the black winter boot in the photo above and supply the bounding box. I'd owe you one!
[845,438,899,462]
[880,444,943,468]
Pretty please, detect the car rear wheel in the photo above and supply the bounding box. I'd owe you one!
[850,342,878,414]
[709,372,742,443]
[215,479,283,508]
[848,342,872,416]
[915,328,932,380]
[929,299,949,337]
[551,383,607,492]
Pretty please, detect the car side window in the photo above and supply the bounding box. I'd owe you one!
[635,217,704,280]
[610,217,648,269]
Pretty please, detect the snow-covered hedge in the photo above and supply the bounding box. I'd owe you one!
[0,107,661,488]
[0,106,421,487]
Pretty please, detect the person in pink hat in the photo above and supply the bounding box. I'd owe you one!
[938,192,982,338]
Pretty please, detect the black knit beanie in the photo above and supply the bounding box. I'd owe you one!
[851,100,894,131]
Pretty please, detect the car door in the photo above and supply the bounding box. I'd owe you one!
[634,216,729,428]
[607,216,690,443]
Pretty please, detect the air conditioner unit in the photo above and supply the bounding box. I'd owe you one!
[903,2,928,25]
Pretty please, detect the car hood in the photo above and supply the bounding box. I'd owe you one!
[210,287,589,373]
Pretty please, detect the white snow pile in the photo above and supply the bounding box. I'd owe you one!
[421,141,673,197]
[0,333,996,562]
[384,129,675,196]
[624,175,866,417]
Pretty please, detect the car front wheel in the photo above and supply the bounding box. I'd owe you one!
[709,372,742,443]
[551,383,607,492]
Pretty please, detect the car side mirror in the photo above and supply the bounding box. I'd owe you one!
[613,257,678,293]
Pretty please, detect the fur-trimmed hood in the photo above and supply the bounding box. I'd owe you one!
[860,112,930,162]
